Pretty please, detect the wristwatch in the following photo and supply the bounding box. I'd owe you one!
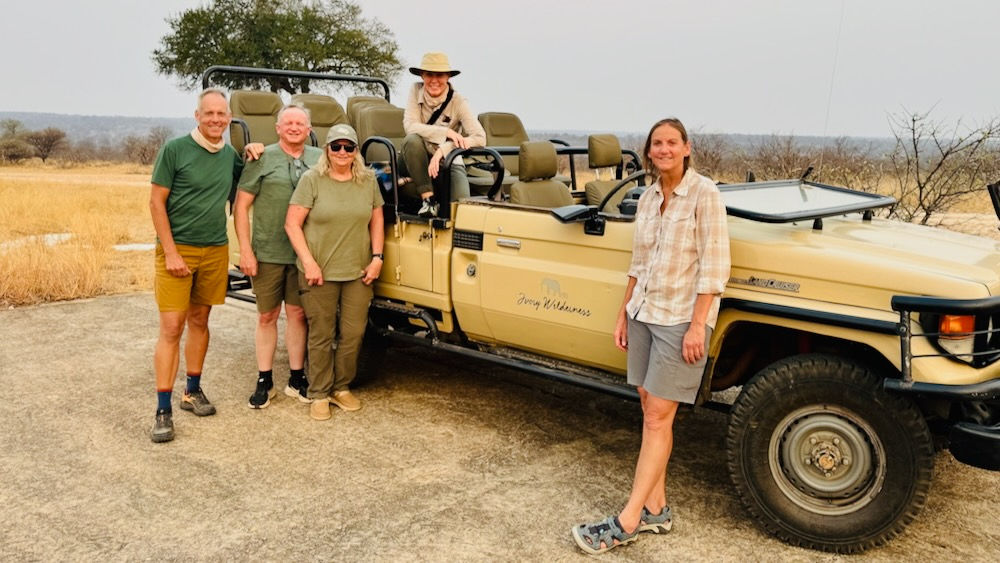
[372,253,384,260]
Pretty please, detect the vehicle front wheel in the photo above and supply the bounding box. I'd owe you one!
[726,354,934,553]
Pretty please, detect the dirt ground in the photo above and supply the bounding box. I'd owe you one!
[1,293,999,562]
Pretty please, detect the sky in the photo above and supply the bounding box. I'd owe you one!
[2,0,998,138]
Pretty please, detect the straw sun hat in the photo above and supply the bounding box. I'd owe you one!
[409,52,460,76]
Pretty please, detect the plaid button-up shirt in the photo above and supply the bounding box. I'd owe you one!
[625,169,731,328]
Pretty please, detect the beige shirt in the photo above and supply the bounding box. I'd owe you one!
[626,169,731,328]
[403,82,486,157]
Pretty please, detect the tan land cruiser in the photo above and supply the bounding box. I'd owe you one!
[208,66,1000,554]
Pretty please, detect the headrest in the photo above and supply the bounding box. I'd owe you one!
[518,141,558,181]
[230,90,282,117]
[290,93,347,126]
[588,134,623,168]
[480,112,524,138]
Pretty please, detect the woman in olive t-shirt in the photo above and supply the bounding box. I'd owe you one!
[285,124,385,421]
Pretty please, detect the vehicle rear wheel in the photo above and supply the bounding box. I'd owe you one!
[726,354,934,553]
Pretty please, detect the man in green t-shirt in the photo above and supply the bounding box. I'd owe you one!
[148,88,261,443]
[234,104,322,409]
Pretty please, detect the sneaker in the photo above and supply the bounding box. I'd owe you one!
[284,379,312,404]
[248,377,276,409]
[330,389,361,412]
[638,506,672,534]
[180,388,217,416]
[417,199,439,218]
[150,409,174,443]
[310,398,331,421]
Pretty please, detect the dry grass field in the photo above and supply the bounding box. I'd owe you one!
[0,163,997,308]
[0,164,155,307]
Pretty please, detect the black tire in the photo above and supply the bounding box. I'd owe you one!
[726,354,934,553]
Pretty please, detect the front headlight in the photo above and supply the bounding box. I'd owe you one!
[937,314,976,363]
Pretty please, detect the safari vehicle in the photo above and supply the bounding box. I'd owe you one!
[206,66,1000,554]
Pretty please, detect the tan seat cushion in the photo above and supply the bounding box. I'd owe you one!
[588,134,623,168]
[291,93,349,147]
[354,105,405,163]
[230,90,283,153]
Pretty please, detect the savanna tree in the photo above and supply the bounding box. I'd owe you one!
[153,0,403,95]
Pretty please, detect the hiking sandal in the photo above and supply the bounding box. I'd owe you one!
[571,515,639,555]
[638,506,673,534]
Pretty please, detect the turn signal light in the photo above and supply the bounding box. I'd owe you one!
[939,315,975,339]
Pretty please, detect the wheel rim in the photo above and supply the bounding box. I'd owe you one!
[768,405,886,515]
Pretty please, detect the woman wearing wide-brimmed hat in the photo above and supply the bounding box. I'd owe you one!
[400,51,486,217]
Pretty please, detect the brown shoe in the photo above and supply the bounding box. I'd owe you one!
[310,398,331,421]
[330,389,361,411]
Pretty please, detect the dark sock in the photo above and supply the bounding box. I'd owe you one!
[157,390,172,412]
[289,368,306,384]
[186,373,201,394]
[258,370,273,387]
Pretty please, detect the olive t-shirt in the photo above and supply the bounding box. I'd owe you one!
[237,143,322,264]
[289,169,384,281]
[150,134,242,246]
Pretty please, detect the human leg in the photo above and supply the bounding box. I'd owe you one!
[299,273,340,419]
[618,391,679,533]
[329,278,373,411]
[255,307,281,371]
[400,133,432,198]
[180,303,217,416]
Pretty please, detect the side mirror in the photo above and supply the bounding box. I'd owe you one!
[551,204,596,223]
[617,186,646,216]
[551,204,605,236]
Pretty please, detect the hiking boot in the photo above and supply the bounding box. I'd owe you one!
[310,398,331,421]
[248,377,276,409]
[180,388,217,416]
[150,410,174,443]
[330,389,361,412]
[284,379,312,404]
[418,199,439,218]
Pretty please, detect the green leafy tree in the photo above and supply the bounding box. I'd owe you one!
[23,128,67,163]
[1,119,26,139]
[0,138,36,164]
[153,0,402,94]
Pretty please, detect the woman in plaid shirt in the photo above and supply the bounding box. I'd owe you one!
[573,118,731,554]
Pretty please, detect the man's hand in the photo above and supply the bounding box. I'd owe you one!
[239,251,258,277]
[244,143,265,161]
[428,150,443,179]
[164,251,190,277]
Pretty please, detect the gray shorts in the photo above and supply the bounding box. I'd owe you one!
[626,318,711,404]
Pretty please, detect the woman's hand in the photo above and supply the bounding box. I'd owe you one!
[614,311,628,351]
[682,323,706,364]
[428,149,443,178]
[303,261,323,286]
[446,129,469,150]
[361,258,383,285]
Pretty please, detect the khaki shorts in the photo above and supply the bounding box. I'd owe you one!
[154,243,229,312]
[250,262,302,313]
[626,319,711,404]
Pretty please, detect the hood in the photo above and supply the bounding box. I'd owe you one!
[728,215,1000,311]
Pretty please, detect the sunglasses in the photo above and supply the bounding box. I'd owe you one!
[328,142,357,153]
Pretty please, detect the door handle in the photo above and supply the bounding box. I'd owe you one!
[496,238,521,250]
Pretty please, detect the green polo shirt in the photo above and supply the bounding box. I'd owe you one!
[151,134,242,246]
[237,143,323,264]
[290,169,384,281]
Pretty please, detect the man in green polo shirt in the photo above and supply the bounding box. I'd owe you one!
[235,104,322,409]
[148,88,259,443]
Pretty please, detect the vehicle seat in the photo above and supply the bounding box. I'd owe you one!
[229,90,283,154]
[585,134,635,212]
[290,93,349,147]
[347,96,390,129]
[353,104,406,163]
[508,141,573,208]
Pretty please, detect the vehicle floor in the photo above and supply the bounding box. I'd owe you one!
[0,293,996,561]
